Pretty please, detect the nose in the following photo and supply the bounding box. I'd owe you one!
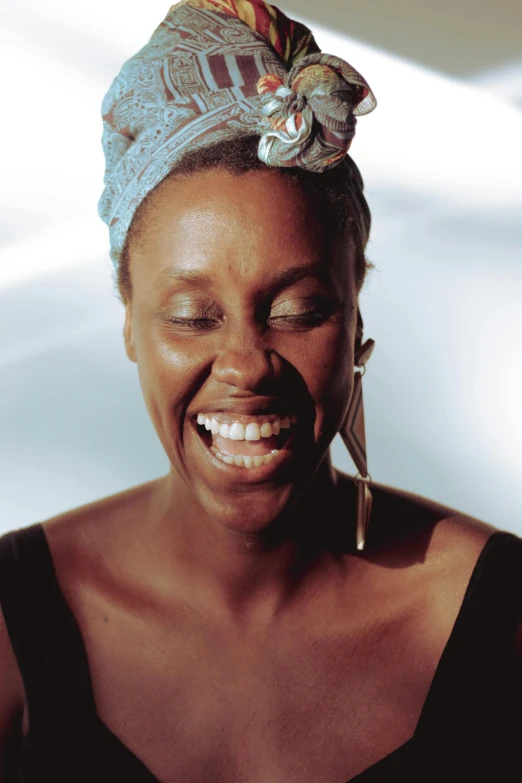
[211,340,279,393]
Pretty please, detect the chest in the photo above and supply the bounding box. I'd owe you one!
[48,590,438,783]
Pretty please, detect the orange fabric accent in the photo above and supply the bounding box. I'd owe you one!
[322,150,346,166]
[269,116,288,131]
[291,64,336,95]
[178,0,315,64]
[257,73,284,95]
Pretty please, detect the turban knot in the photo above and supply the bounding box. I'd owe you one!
[98,0,376,267]
[257,54,375,172]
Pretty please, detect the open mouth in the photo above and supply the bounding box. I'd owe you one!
[195,412,297,470]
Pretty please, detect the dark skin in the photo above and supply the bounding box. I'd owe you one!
[0,168,498,782]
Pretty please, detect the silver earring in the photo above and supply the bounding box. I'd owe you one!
[340,332,375,551]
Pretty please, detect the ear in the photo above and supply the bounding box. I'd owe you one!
[123,305,137,363]
[354,306,364,355]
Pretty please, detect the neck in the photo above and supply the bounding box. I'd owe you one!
[148,456,354,626]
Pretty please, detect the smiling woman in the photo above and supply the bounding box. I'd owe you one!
[122,159,359,535]
[0,1,521,782]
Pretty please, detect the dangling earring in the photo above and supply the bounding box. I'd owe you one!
[340,312,375,551]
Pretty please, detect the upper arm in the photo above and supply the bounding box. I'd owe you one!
[0,604,24,779]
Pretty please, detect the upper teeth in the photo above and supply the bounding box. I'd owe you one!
[196,414,296,440]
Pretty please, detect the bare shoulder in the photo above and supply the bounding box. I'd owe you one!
[336,471,502,640]
[33,477,171,637]
[376,480,503,638]
[369,480,522,671]
[336,470,498,563]
[373,478,498,569]
[41,476,164,571]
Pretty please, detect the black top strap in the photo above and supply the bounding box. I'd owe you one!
[0,523,98,734]
[415,531,522,776]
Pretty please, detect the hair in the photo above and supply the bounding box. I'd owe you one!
[115,135,373,306]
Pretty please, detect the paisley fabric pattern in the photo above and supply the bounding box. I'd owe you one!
[98,0,376,268]
[175,0,316,65]
[257,54,375,171]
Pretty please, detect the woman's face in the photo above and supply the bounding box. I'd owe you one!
[124,168,359,533]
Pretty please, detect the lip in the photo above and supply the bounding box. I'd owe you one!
[187,397,294,420]
[191,416,297,483]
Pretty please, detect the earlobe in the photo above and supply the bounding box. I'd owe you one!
[123,306,137,363]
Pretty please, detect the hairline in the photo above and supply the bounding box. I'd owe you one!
[115,140,371,306]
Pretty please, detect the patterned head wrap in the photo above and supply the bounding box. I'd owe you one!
[98,0,376,268]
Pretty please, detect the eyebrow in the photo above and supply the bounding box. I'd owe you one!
[153,268,213,290]
[153,262,329,292]
[265,263,330,291]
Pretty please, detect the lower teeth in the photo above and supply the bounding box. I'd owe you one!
[210,447,280,468]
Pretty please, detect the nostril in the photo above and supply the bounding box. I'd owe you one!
[211,348,276,391]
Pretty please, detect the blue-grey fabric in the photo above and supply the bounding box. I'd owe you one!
[98,0,375,268]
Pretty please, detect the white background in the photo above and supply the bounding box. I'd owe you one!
[1,1,521,535]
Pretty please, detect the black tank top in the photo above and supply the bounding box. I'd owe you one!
[0,523,521,782]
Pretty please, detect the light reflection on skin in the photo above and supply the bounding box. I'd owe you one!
[122,167,361,581]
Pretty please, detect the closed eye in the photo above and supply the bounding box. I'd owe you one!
[166,317,220,330]
[267,297,339,330]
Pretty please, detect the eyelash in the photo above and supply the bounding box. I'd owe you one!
[271,310,330,325]
[166,308,332,331]
[167,317,217,330]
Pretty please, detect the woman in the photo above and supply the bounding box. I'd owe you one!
[0,1,520,780]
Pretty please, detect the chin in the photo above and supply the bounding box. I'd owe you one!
[193,478,300,537]
[164,405,337,536]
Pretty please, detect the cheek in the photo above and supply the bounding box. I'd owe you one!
[282,324,354,445]
[293,324,353,403]
[133,321,209,428]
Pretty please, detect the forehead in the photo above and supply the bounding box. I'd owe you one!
[130,168,353,294]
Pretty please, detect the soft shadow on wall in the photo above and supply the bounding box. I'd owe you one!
[1,1,521,535]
